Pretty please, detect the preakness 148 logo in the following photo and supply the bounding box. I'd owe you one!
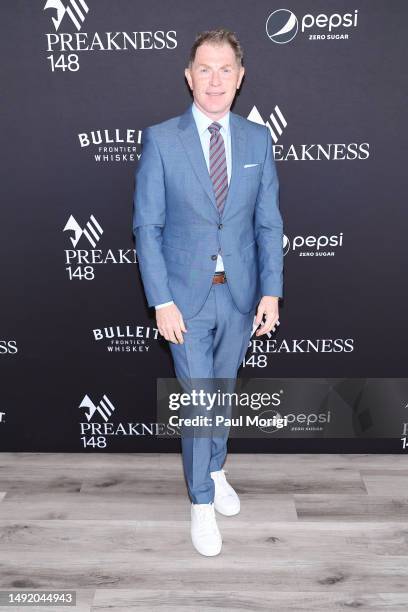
[43,1,177,72]
[63,214,136,280]
[79,393,178,449]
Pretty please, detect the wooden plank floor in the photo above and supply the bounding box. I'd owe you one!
[0,453,407,611]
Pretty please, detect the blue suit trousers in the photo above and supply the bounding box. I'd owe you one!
[169,281,256,504]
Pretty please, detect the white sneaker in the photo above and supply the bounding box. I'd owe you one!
[210,468,240,516]
[190,502,222,556]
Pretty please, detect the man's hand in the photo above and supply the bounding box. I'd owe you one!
[254,296,280,336]
[156,303,187,344]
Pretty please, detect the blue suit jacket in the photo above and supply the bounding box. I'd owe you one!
[133,103,284,320]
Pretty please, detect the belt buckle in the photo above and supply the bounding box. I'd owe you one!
[213,271,226,284]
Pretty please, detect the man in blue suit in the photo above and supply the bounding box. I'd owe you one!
[133,28,284,556]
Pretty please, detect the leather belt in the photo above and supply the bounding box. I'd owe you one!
[212,271,227,284]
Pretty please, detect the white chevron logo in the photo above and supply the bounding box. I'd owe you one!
[63,214,103,248]
[44,0,89,32]
[79,394,116,422]
[247,104,288,143]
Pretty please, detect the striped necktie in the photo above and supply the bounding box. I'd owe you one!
[208,121,228,215]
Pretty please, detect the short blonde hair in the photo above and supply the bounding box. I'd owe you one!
[188,28,244,68]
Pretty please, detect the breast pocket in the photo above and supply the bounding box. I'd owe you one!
[243,163,262,201]
[243,163,262,187]
[243,162,263,174]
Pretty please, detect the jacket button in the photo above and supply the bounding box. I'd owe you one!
[211,254,217,260]
[218,223,223,229]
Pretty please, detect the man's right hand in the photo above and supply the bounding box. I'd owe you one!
[156,303,187,344]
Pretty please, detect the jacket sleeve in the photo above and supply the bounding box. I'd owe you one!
[254,126,284,298]
[133,127,174,307]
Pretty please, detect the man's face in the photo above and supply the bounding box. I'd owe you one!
[185,42,245,120]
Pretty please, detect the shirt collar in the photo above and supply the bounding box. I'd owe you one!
[191,101,230,137]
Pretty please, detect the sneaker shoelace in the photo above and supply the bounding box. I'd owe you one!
[195,504,219,535]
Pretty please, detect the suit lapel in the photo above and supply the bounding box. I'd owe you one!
[177,104,247,219]
[223,112,246,219]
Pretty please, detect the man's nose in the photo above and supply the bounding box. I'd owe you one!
[209,72,221,86]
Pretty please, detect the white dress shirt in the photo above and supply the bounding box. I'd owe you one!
[156,102,231,309]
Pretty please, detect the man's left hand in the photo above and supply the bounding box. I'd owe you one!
[254,296,280,336]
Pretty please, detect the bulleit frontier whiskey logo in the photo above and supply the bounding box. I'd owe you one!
[78,128,142,163]
[43,0,177,72]
[92,324,161,354]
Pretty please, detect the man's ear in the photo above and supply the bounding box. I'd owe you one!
[185,68,192,90]
[237,66,245,88]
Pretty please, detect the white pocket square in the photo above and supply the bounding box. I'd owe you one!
[244,163,260,168]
